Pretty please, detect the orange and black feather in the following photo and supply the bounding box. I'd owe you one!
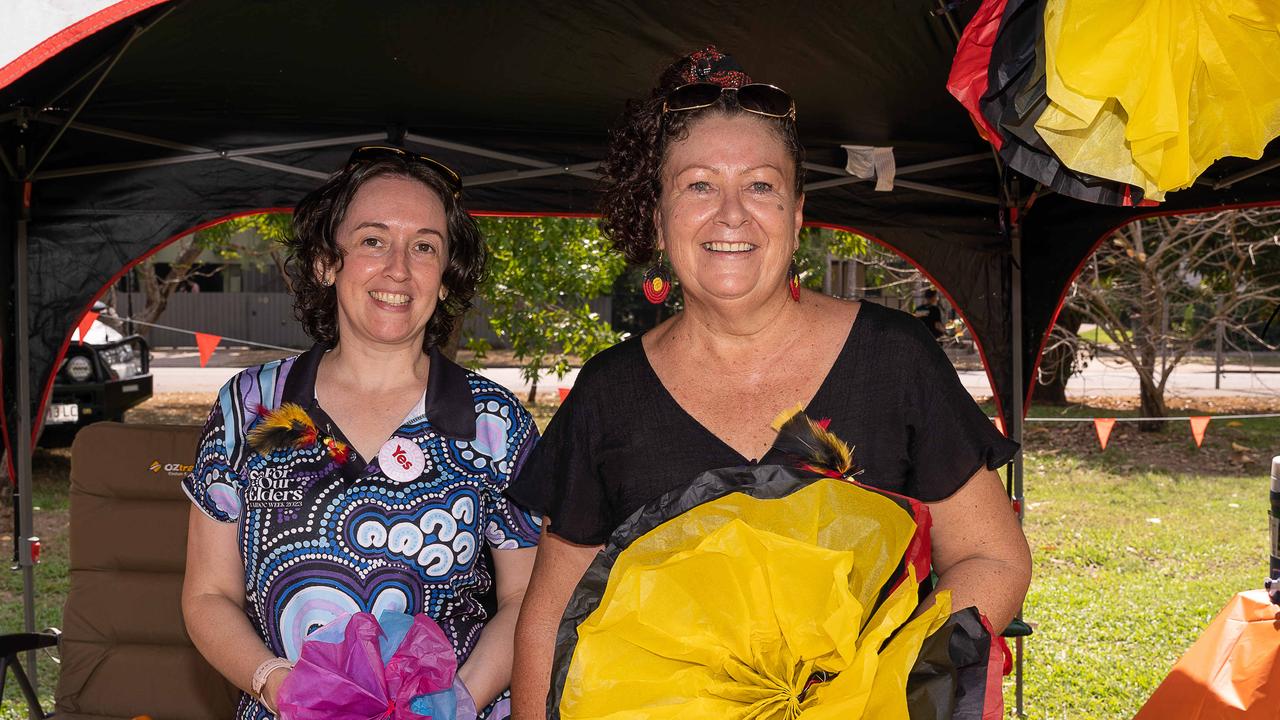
[247,403,319,455]
[770,405,854,478]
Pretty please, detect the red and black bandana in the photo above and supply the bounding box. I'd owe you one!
[679,46,751,89]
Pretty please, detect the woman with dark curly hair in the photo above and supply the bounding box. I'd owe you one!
[507,48,1031,717]
[182,147,539,719]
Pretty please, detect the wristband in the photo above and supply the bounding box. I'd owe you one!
[251,657,294,712]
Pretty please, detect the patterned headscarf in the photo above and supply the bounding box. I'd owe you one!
[678,46,752,88]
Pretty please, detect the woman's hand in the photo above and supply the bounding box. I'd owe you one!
[457,545,537,709]
[925,467,1032,631]
[511,525,601,720]
[261,667,291,717]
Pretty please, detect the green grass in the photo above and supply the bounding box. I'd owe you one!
[0,448,72,717]
[1077,326,1131,345]
[1007,451,1266,719]
[2,401,1276,718]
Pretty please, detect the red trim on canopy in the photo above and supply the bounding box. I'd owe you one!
[27,208,292,447]
[0,0,171,92]
[20,207,599,450]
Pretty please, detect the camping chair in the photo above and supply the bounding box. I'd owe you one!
[56,422,239,719]
[1,630,59,719]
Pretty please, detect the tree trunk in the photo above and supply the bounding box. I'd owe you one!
[440,310,466,361]
[1138,377,1167,432]
[526,378,538,405]
[134,238,210,336]
[1031,308,1082,406]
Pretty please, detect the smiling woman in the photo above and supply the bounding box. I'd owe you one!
[507,47,1032,719]
[179,147,540,720]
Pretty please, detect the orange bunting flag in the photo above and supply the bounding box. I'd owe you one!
[993,416,1006,436]
[1189,416,1211,448]
[194,332,222,368]
[76,310,99,345]
[558,387,571,402]
[1094,418,1116,450]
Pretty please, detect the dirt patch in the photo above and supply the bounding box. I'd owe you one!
[123,392,217,426]
[1011,396,1280,478]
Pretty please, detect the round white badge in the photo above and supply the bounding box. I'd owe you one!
[377,438,426,483]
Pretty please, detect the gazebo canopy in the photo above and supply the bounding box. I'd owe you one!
[3,0,1278,488]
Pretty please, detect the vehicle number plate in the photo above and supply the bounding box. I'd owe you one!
[45,403,79,425]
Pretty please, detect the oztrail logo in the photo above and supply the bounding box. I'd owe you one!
[150,459,193,476]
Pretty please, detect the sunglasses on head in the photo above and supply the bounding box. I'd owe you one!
[345,145,463,198]
[662,82,796,120]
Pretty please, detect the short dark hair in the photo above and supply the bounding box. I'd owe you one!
[599,60,805,266]
[924,288,938,300]
[285,156,486,351]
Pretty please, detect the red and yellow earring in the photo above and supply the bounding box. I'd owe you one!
[788,260,801,302]
[643,253,671,304]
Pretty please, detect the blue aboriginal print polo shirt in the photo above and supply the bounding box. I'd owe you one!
[183,344,541,719]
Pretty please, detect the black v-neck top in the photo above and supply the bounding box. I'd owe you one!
[506,301,1018,545]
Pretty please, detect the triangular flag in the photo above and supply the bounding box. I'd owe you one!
[194,332,222,368]
[76,311,99,345]
[993,416,1006,436]
[1094,418,1116,450]
[557,387,571,402]
[1189,416,1211,448]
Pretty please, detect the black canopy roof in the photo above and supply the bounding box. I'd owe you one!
[4,0,1279,458]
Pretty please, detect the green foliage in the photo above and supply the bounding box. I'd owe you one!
[193,212,292,268]
[474,217,627,396]
[795,227,875,289]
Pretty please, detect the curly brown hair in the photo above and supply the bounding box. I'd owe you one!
[285,157,486,351]
[598,58,805,265]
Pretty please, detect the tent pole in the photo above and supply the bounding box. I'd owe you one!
[0,145,14,180]
[1009,193,1027,718]
[12,146,40,694]
[27,25,145,179]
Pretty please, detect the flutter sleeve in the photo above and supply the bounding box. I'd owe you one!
[504,388,611,546]
[478,391,542,549]
[182,374,253,523]
[902,321,1020,501]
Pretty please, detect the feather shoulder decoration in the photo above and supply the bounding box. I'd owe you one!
[247,403,349,464]
[770,405,855,479]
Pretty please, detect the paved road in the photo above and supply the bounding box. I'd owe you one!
[956,360,1280,400]
[152,349,1278,400]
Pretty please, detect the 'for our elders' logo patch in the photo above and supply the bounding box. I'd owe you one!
[245,466,304,509]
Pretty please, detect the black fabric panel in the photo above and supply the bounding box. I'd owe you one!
[0,0,1014,446]
[4,0,1280,453]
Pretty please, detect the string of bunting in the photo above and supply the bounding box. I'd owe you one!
[993,413,1280,450]
[78,311,303,368]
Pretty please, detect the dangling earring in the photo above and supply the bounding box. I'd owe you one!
[643,253,671,304]
[788,260,801,302]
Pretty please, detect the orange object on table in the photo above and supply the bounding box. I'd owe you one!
[1134,590,1280,719]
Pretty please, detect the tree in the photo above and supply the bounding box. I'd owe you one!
[1063,208,1280,429]
[1033,307,1085,406]
[473,217,627,403]
[130,213,291,332]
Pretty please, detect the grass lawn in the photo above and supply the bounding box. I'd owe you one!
[2,395,1277,718]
